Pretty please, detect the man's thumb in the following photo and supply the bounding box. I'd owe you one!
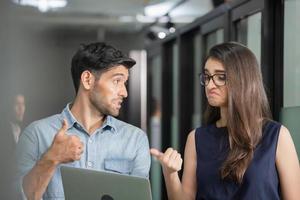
[57,119,68,135]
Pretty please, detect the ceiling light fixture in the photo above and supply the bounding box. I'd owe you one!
[136,14,156,23]
[157,32,166,39]
[144,1,178,18]
[12,0,67,12]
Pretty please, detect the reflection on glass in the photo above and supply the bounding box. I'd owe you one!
[205,29,224,54]
[193,34,203,128]
[284,0,300,107]
[235,12,262,64]
[149,55,162,200]
[150,56,162,151]
[172,43,179,150]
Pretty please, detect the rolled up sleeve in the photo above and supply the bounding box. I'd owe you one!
[15,123,39,197]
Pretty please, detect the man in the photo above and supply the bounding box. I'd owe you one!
[16,42,151,200]
[0,113,19,200]
[10,94,26,143]
[0,93,25,199]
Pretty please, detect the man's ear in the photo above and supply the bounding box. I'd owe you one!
[80,70,95,90]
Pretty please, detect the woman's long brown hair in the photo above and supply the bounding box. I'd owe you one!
[204,42,272,184]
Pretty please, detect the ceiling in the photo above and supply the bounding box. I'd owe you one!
[12,0,214,33]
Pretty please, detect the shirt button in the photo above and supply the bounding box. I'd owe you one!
[87,161,93,167]
[88,139,93,143]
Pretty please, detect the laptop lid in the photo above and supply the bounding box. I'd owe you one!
[61,166,152,200]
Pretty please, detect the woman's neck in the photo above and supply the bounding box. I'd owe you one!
[216,107,227,127]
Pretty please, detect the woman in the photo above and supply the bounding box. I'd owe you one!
[151,42,300,200]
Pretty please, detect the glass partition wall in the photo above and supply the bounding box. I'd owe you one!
[146,0,287,199]
[283,0,300,107]
[281,0,300,158]
[235,12,262,64]
[148,53,162,200]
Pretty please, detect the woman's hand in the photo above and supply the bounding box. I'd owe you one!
[150,148,183,174]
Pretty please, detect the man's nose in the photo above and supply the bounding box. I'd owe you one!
[119,84,128,98]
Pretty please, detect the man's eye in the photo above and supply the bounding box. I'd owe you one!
[113,79,121,84]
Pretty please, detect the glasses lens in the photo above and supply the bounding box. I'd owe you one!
[213,74,226,86]
[199,73,207,85]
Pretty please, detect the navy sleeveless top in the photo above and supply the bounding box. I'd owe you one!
[195,121,281,200]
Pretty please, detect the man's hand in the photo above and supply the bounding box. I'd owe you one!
[150,148,183,175]
[22,119,84,200]
[45,119,84,165]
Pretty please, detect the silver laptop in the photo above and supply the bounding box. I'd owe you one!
[61,166,152,200]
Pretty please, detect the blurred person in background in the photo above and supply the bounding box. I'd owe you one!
[149,98,162,200]
[0,119,18,199]
[16,42,151,200]
[0,93,25,199]
[0,114,17,199]
[151,42,300,200]
[150,98,162,151]
[9,93,26,144]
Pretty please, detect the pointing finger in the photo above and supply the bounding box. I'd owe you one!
[150,148,163,158]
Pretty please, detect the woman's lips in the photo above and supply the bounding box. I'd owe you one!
[208,91,219,96]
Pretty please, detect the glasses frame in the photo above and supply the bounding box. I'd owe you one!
[199,73,227,86]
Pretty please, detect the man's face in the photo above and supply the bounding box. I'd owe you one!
[89,65,129,117]
[14,94,26,122]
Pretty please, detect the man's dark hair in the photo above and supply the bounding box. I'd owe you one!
[71,42,136,93]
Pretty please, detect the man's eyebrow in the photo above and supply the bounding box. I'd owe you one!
[111,73,129,79]
[111,73,126,77]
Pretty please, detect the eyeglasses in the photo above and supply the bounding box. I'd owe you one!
[199,73,227,86]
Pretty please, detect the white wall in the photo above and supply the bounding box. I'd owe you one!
[0,2,145,125]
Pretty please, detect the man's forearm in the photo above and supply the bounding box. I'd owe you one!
[23,152,58,200]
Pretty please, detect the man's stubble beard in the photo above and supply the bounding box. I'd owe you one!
[89,90,119,117]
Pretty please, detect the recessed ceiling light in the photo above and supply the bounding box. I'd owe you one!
[157,32,166,39]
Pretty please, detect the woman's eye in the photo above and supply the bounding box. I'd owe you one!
[217,74,226,80]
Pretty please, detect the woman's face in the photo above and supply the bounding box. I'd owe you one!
[204,58,228,107]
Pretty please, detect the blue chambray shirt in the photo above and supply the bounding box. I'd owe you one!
[16,104,151,200]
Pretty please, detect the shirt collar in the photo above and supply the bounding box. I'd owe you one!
[61,103,117,133]
[102,115,117,133]
[61,103,77,130]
